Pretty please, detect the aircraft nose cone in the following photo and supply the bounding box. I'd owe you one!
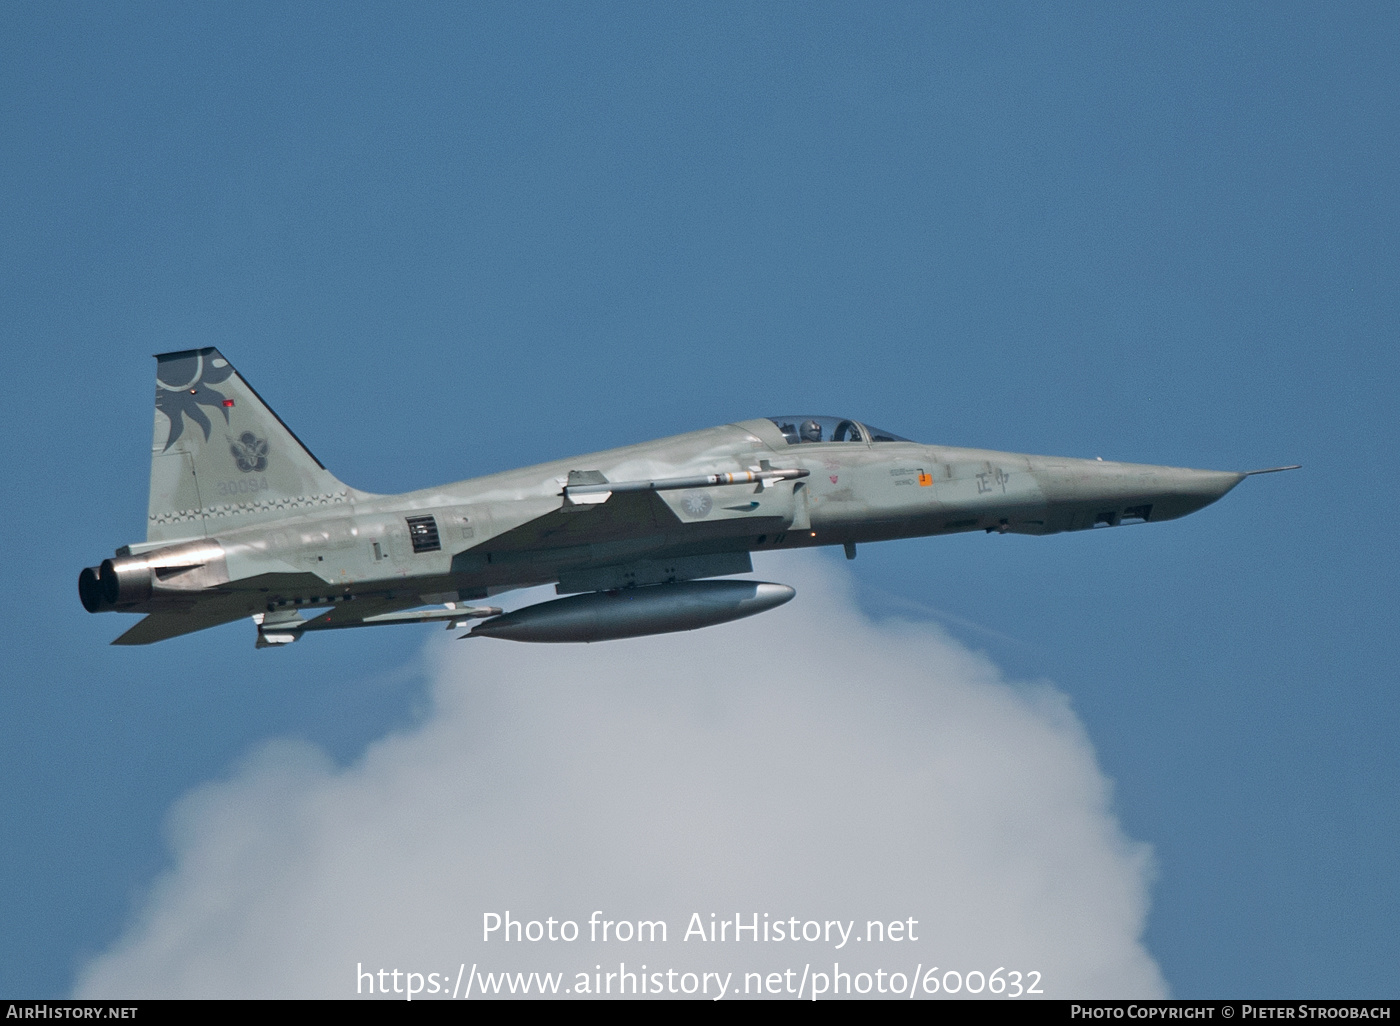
[1181,468,1246,499]
[1150,468,1246,520]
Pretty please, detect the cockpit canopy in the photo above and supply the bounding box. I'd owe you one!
[767,416,912,445]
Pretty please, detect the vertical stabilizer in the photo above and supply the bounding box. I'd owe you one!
[147,349,352,543]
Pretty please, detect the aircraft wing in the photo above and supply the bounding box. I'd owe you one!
[464,487,788,559]
[296,594,425,628]
[475,490,684,554]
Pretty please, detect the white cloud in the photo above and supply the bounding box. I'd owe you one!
[75,554,1167,999]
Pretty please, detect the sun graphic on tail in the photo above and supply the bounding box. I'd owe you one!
[154,351,237,451]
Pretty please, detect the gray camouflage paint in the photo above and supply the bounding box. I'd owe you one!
[85,349,1281,646]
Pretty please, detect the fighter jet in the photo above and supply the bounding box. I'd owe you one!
[78,349,1296,646]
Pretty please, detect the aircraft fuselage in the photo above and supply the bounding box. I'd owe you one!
[79,351,1286,645]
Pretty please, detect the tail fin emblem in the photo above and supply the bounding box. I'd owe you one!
[229,432,269,473]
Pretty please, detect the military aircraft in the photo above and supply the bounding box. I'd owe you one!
[79,349,1296,646]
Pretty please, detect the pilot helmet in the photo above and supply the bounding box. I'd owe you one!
[800,419,823,443]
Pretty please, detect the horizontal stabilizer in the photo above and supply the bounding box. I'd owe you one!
[113,609,248,645]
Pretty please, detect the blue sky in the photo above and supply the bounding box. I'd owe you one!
[2,2,1396,997]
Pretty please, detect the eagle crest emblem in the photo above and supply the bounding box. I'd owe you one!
[229,432,269,473]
